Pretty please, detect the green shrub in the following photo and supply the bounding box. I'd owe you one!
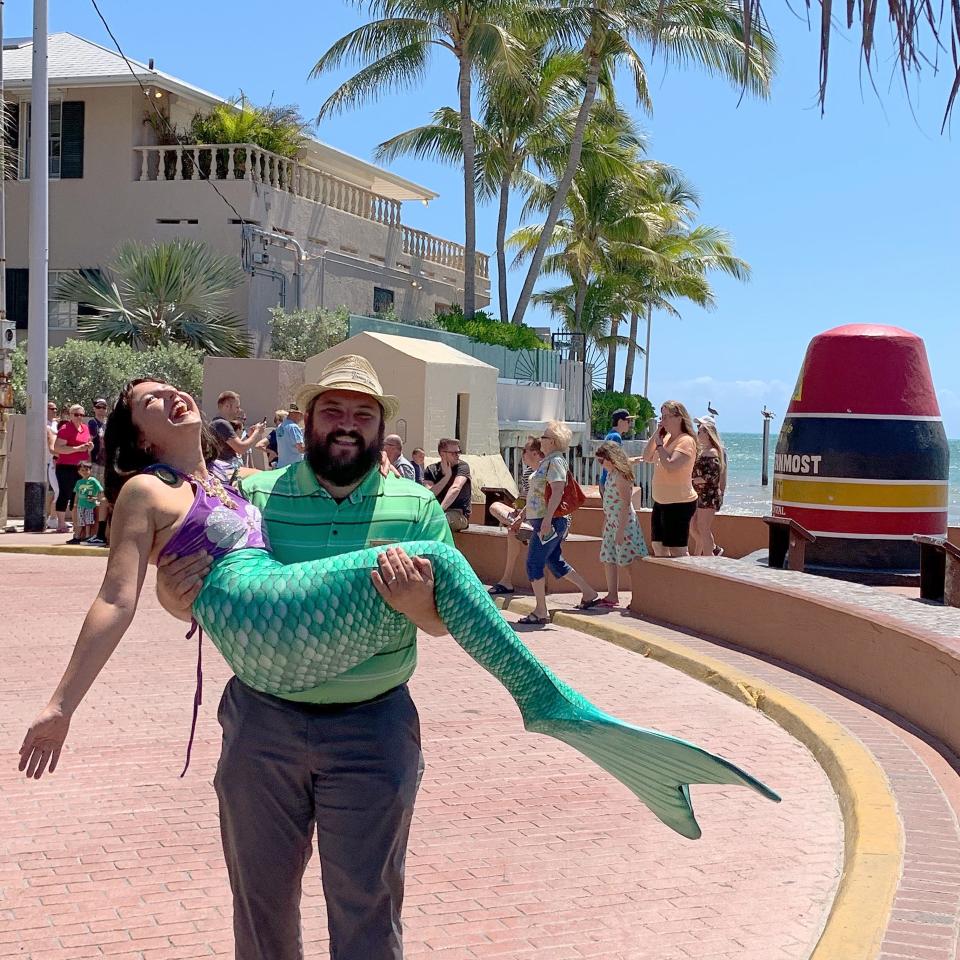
[11,339,203,413]
[267,307,349,362]
[435,305,548,351]
[591,390,655,438]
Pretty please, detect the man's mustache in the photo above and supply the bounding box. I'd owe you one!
[324,431,365,447]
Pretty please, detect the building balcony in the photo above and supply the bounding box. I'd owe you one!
[133,143,489,281]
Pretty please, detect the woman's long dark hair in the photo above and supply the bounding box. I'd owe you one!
[104,378,219,504]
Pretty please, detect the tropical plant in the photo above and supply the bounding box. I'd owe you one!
[376,39,613,324]
[9,340,203,414]
[190,96,310,158]
[58,239,250,358]
[591,389,654,437]
[267,306,350,361]
[312,0,529,321]
[509,0,775,326]
[435,304,548,349]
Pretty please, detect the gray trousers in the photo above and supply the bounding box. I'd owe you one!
[214,678,424,960]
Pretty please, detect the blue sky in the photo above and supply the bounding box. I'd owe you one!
[12,1,959,434]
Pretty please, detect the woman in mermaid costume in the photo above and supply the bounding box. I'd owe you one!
[20,379,778,840]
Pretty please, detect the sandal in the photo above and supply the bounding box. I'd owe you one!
[576,596,602,610]
[597,597,620,607]
[517,612,548,625]
[488,583,515,595]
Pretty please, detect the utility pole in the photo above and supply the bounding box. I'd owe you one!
[0,0,11,532]
[642,302,652,398]
[23,0,48,531]
[761,406,776,486]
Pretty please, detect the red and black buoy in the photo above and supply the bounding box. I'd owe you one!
[773,324,949,569]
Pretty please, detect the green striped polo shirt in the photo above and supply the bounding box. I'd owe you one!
[238,461,453,704]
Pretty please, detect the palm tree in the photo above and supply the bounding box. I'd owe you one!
[619,223,750,395]
[376,44,601,323]
[509,0,775,326]
[58,239,251,357]
[311,0,528,320]
[509,118,664,348]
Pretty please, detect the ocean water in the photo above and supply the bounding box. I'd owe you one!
[721,432,960,525]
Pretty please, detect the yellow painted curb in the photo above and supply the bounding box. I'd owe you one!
[0,544,107,558]
[501,597,902,960]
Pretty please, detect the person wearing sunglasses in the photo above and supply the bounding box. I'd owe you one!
[52,405,94,536]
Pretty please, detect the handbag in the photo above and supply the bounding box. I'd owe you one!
[555,469,586,517]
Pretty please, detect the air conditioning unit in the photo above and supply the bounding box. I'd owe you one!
[0,319,15,351]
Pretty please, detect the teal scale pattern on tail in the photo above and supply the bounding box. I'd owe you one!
[193,542,780,838]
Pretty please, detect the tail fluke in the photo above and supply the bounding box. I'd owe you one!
[527,709,781,840]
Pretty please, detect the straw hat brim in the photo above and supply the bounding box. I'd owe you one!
[296,381,400,422]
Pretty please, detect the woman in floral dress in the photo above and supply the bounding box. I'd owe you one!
[595,441,648,607]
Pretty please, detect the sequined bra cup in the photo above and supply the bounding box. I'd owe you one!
[146,465,269,563]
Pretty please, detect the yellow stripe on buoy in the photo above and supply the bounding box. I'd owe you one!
[773,477,948,509]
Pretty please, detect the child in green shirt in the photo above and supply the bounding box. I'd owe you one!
[71,462,104,543]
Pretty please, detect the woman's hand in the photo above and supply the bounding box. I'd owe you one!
[19,705,71,779]
[615,530,626,545]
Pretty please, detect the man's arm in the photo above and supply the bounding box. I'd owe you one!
[438,477,466,511]
[227,423,265,455]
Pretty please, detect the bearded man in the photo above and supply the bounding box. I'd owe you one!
[156,354,452,960]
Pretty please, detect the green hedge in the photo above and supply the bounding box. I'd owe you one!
[591,390,655,438]
[10,339,203,413]
[435,306,548,351]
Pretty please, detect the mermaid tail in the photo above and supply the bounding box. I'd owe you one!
[194,542,779,838]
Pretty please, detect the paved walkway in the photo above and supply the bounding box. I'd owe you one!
[1,554,842,960]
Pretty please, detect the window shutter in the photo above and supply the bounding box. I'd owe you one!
[6,268,29,329]
[3,101,19,181]
[60,101,84,179]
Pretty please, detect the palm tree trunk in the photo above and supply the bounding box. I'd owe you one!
[496,166,512,323]
[573,277,588,332]
[511,49,601,325]
[458,53,477,320]
[605,315,619,391]
[623,309,639,393]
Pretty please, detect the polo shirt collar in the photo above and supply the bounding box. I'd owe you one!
[293,459,384,504]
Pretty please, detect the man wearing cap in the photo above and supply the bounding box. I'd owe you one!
[274,403,305,468]
[156,355,452,960]
[598,408,636,493]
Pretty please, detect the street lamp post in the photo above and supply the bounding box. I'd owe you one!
[761,406,776,487]
[23,0,48,531]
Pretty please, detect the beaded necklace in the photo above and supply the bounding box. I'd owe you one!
[187,471,237,510]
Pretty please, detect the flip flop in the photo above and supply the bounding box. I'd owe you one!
[576,597,602,610]
[516,612,548,625]
[488,583,515,595]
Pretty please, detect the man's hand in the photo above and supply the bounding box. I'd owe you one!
[156,550,212,622]
[371,547,446,636]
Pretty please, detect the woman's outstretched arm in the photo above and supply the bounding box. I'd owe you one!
[18,477,158,779]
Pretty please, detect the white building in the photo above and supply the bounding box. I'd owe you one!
[2,33,490,353]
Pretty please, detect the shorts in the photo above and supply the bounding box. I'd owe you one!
[651,499,697,548]
[525,515,572,581]
[78,507,96,527]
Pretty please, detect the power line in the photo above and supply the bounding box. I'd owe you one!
[89,0,248,225]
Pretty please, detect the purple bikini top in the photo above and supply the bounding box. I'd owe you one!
[149,465,269,562]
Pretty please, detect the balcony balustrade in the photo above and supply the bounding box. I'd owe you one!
[133,143,489,279]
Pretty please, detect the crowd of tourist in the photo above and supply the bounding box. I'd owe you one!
[38,384,726,603]
[485,402,728,623]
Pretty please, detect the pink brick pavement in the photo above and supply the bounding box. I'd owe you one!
[1,554,842,959]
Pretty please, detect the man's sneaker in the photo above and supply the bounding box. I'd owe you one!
[84,537,108,547]
[64,537,83,545]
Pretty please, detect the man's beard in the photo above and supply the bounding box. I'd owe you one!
[306,421,385,486]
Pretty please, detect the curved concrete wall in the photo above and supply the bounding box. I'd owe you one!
[629,558,960,759]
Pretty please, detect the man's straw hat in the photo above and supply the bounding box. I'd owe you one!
[296,355,399,421]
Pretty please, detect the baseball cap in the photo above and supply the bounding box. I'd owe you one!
[611,408,636,426]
